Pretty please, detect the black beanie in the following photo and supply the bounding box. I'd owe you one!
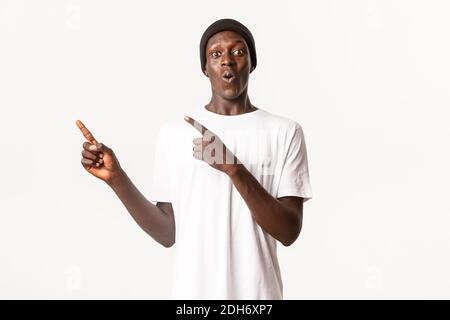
[199,18,257,75]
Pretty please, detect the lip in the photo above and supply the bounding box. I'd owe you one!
[222,75,236,83]
[222,70,236,83]
[221,70,237,82]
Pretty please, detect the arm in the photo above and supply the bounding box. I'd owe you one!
[76,120,175,248]
[108,170,175,248]
[226,165,303,246]
[184,116,304,247]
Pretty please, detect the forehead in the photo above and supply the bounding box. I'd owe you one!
[206,30,248,49]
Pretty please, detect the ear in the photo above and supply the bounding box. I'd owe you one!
[204,69,209,77]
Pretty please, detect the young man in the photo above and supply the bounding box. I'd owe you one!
[77,18,313,300]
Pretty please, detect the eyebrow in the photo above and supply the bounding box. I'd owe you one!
[208,40,246,50]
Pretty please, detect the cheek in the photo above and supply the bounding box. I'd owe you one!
[244,57,252,69]
[205,66,218,79]
[237,58,251,72]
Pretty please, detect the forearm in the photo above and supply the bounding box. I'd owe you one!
[107,170,175,247]
[226,165,300,246]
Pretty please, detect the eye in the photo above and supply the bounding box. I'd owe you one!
[233,49,245,56]
[210,51,221,58]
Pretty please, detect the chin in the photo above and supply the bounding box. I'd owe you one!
[221,88,244,100]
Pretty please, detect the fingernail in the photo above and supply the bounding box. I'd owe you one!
[99,159,103,164]
[89,145,96,151]
[184,116,189,121]
[99,153,103,158]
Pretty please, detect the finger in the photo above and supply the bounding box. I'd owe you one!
[184,116,209,135]
[193,152,202,161]
[193,145,202,152]
[81,158,102,168]
[81,158,95,167]
[82,141,108,154]
[87,142,109,153]
[81,158,92,170]
[203,135,215,143]
[83,141,102,154]
[193,136,213,146]
[82,150,103,163]
[76,120,98,144]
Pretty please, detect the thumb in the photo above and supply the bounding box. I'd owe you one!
[88,142,110,154]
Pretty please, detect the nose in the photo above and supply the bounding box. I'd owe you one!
[221,52,236,67]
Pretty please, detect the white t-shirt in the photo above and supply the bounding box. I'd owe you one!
[150,105,313,299]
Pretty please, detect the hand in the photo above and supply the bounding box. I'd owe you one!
[76,120,123,183]
[184,116,241,175]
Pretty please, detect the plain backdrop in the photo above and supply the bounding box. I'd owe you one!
[1,0,449,299]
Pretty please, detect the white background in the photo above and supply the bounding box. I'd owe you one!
[1,0,449,299]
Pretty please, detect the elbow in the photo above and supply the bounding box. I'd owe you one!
[162,232,176,248]
[281,236,297,247]
[162,242,175,248]
[148,230,175,248]
[281,222,302,247]
[162,238,175,248]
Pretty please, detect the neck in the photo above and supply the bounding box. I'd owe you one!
[206,90,255,116]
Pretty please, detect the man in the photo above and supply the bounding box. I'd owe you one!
[76,18,313,299]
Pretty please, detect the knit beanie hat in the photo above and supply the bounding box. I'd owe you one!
[199,18,257,75]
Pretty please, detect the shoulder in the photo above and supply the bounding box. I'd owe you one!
[159,106,202,132]
[156,107,197,137]
[257,109,304,136]
[155,107,202,146]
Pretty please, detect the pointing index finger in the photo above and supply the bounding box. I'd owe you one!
[184,116,209,135]
[76,119,98,144]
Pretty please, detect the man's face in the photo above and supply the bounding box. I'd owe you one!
[204,31,252,100]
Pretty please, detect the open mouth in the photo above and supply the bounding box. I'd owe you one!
[222,70,236,82]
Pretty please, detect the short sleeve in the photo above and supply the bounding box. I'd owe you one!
[150,124,172,203]
[276,124,313,202]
